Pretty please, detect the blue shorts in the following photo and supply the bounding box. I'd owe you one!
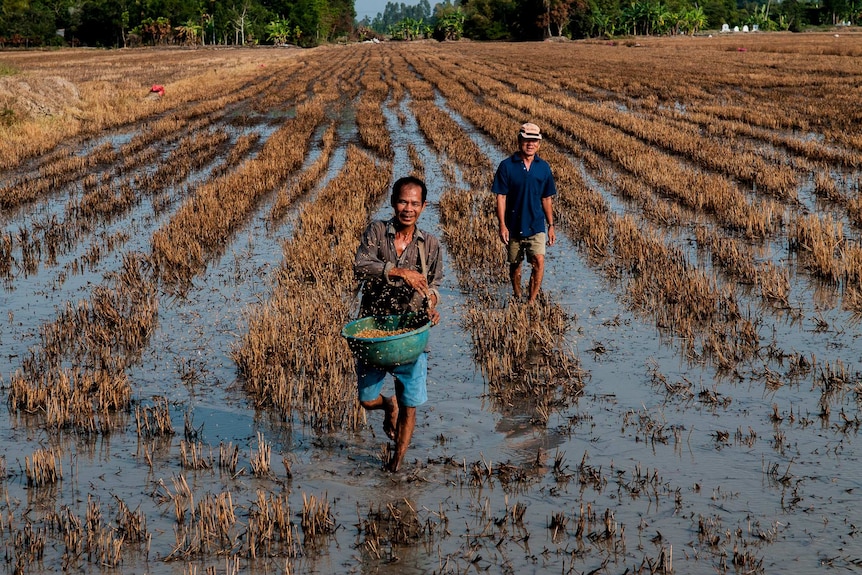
[357,353,428,407]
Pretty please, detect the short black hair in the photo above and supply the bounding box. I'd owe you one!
[391,175,427,206]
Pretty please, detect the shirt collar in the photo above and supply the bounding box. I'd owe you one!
[513,152,541,164]
[386,218,425,241]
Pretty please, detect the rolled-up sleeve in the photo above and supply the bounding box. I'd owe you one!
[425,235,444,305]
[354,221,389,281]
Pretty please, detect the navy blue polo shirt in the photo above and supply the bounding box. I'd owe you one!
[492,153,557,238]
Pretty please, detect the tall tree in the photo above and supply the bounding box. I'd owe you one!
[462,0,517,39]
[701,0,739,29]
[537,0,586,37]
[774,0,806,30]
[515,0,546,38]
[370,0,431,31]
[1,0,58,45]
[74,0,129,46]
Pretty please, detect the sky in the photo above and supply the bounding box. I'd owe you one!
[354,0,388,21]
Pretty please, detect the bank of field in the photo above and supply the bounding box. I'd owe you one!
[1,34,862,575]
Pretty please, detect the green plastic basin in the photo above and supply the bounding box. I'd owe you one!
[341,313,431,367]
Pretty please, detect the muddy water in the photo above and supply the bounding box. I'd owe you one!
[2,95,861,575]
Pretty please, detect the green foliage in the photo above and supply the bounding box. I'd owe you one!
[463,0,517,40]
[388,16,432,38]
[0,106,15,127]
[580,0,619,37]
[619,0,675,35]
[822,0,862,24]
[776,0,806,31]
[0,0,352,47]
[175,18,204,44]
[747,3,777,30]
[679,5,707,34]
[266,17,291,43]
[433,5,465,39]
[0,0,59,45]
[0,0,841,48]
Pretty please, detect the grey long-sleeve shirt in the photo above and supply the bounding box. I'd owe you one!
[354,218,443,318]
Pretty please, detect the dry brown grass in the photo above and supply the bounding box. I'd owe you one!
[0,48,300,168]
[233,145,390,431]
[151,100,328,287]
[9,253,154,432]
[24,447,62,487]
[396,57,585,412]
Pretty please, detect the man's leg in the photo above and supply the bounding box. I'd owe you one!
[387,405,416,472]
[527,253,545,303]
[357,362,398,440]
[509,262,523,299]
[507,239,524,300]
[360,394,398,440]
[386,353,428,472]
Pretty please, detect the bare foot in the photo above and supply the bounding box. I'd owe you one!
[382,395,398,440]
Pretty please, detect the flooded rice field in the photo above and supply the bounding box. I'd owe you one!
[2,35,862,574]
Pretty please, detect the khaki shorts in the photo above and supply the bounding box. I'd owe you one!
[507,233,546,264]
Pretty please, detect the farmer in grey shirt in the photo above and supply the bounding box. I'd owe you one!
[353,176,442,472]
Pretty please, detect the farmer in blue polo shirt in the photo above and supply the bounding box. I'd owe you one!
[493,122,557,303]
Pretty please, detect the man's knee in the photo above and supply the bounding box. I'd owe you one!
[359,395,384,410]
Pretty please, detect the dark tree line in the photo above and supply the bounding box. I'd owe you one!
[0,0,355,47]
[1,0,858,48]
[364,0,860,41]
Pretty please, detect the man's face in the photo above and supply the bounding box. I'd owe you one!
[519,137,540,158]
[392,183,426,227]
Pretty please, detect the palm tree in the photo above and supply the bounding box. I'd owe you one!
[435,10,465,40]
[633,0,653,34]
[682,6,707,35]
[175,19,204,45]
[588,9,615,37]
[390,17,428,40]
[266,18,291,44]
[621,1,640,34]
[652,2,672,34]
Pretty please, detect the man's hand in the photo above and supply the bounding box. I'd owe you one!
[389,268,431,298]
[547,226,556,246]
[499,226,510,245]
[427,306,440,326]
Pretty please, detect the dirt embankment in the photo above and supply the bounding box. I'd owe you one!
[0,75,83,124]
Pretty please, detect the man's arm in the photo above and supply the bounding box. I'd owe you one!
[354,221,397,283]
[492,162,511,245]
[425,236,443,308]
[423,237,443,324]
[542,195,556,246]
[496,193,509,245]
